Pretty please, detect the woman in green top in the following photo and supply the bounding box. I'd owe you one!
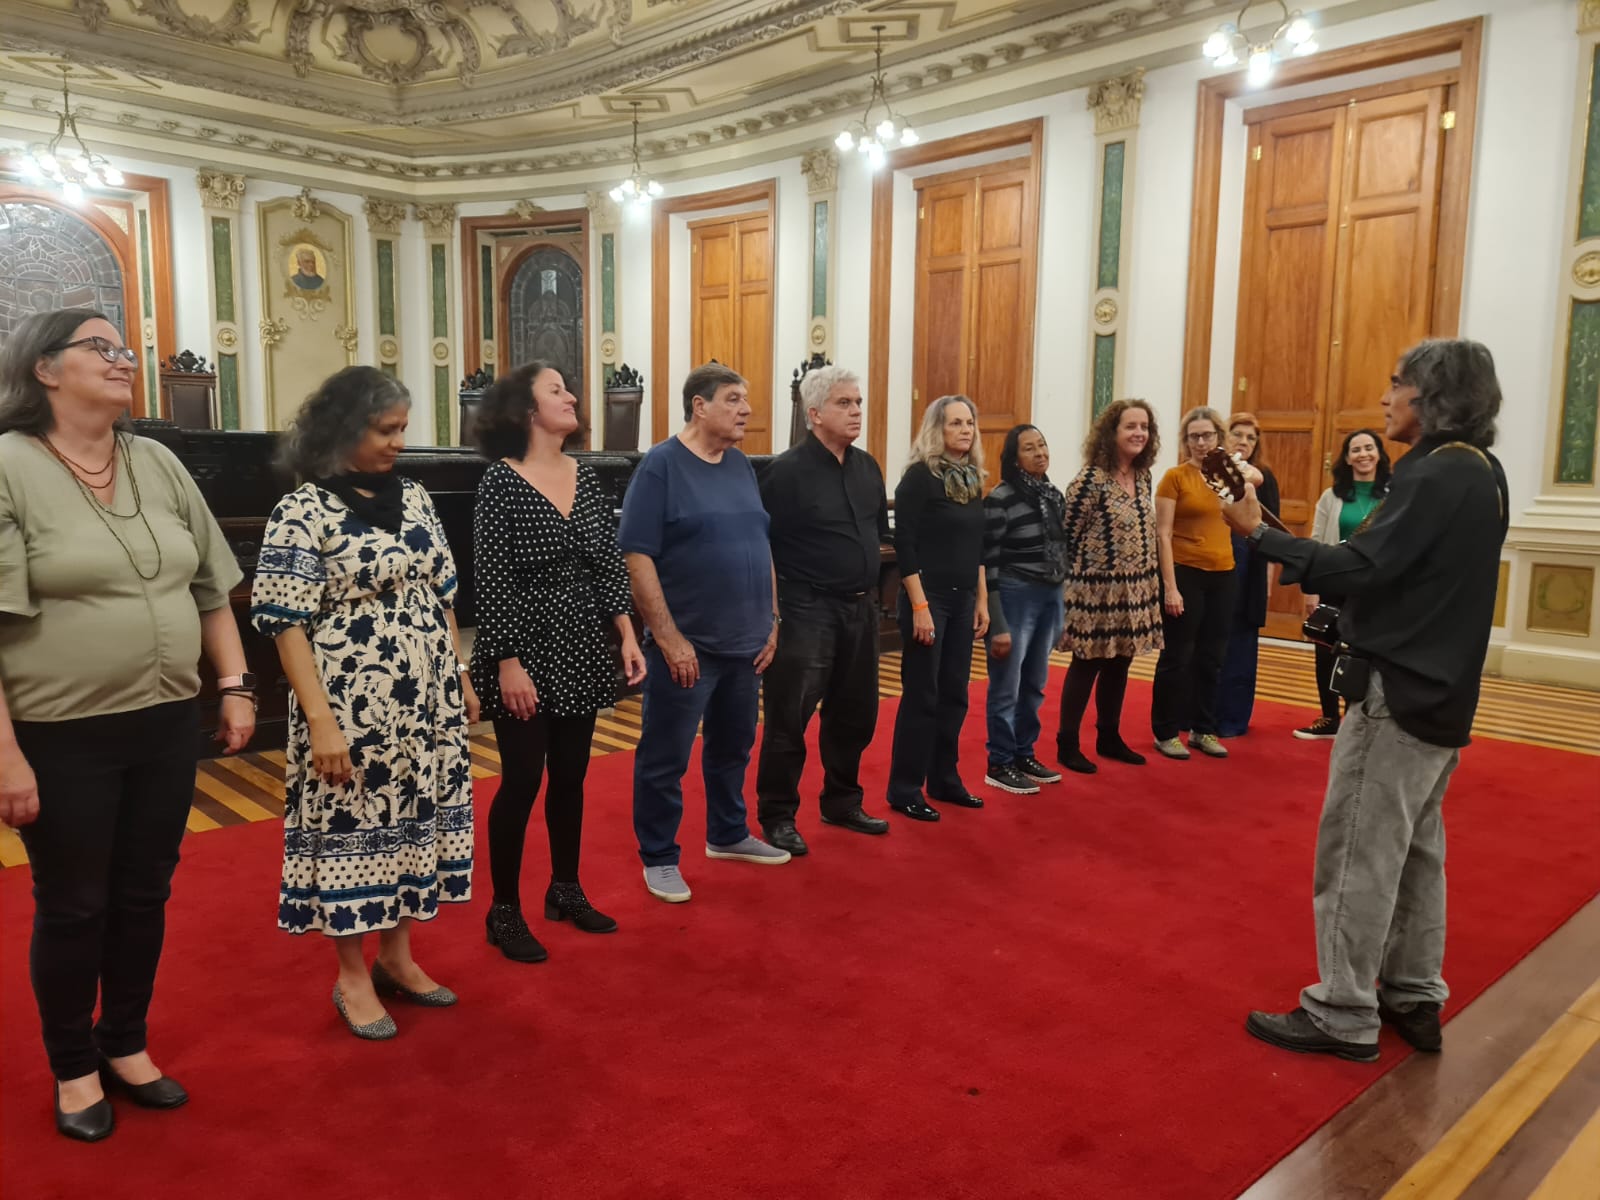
[0,309,256,1142]
[1297,428,1392,739]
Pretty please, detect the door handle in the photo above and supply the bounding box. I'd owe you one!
[1323,453,1332,473]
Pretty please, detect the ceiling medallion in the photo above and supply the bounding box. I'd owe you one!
[1202,0,1318,86]
[18,65,126,203]
[834,24,917,168]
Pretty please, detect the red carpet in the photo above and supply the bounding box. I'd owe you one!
[3,675,1598,1200]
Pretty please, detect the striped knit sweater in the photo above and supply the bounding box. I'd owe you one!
[983,479,1068,637]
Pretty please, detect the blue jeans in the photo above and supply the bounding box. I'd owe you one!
[985,578,1063,765]
[633,644,759,868]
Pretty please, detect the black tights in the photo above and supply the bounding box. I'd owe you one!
[488,712,597,906]
[1056,655,1133,751]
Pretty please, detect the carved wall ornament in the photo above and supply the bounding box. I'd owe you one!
[197,169,246,211]
[1584,0,1600,34]
[414,202,458,239]
[1094,297,1119,325]
[291,188,322,222]
[260,317,290,348]
[432,342,451,362]
[1088,69,1147,136]
[481,340,497,364]
[379,337,400,359]
[334,324,360,353]
[216,326,239,350]
[510,199,547,221]
[73,0,110,32]
[131,0,262,45]
[258,194,356,426]
[585,191,621,233]
[1575,251,1600,288]
[801,147,839,194]
[363,197,407,234]
[599,332,618,361]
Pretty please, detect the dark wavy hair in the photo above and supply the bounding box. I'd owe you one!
[0,308,134,436]
[1329,428,1392,501]
[1397,338,1501,449]
[474,360,552,460]
[1082,399,1159,474]
[277,366,410,478]
[999,423,1047,487]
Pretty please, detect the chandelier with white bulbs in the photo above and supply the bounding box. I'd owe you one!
[17,65,125,202]
[1203,1,1318,86]
[609,101,663,210]
[834,24,918,169]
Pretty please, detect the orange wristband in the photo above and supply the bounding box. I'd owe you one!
[912,601,930,612]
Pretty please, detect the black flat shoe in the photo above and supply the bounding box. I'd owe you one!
[55,1082,114,1142]
[1056,747,1098,775]
[486,903,549,962]
[820,807,890,835]
[890,800,941,822]
[932,791,984,809]
[544,881,620,934]
[1095,737,1147,766]
[98,1059,188,1110]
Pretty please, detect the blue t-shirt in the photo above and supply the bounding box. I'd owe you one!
[617,437,773,657]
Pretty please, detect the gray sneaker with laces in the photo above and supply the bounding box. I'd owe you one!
[643,864,692,903]
[705,835,792,864]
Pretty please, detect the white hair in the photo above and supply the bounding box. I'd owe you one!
[798,364,860,430]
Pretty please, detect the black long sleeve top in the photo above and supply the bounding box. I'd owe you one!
[893,462,985,592]
[760,434,889,594]
[1256,436,1508,747]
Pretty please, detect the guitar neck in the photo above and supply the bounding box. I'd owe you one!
[1259,509,1291,534]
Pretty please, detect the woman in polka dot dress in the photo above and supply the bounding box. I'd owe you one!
[471,361,646,962]
[251,367,479,1040]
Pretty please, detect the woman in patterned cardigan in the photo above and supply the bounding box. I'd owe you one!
[1054,400,1164,771]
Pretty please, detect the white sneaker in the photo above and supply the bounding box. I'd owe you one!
[643,864,692,903]
[705,835,791,865]
[1154,737,1191,760]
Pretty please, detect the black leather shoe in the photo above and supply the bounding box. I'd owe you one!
[1056,746,1098,774]
[1245,1007,1379,1062]
[762,821,809,856]
[932,791,984,809]
[544,881,619,933]
[1378,996,1442,1052]
[1096,736,1147,766]
[820,807,890,835]
[98,1059,188,1109]
[485,903,549,963]
[890,800,941,822]
[55,1082,114,1142]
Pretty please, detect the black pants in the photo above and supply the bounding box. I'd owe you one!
[887,586,976,807]
[15,699,198,1081]
[756,584,880,827]
[1057,655,1133,752]
[1314,642,1344,721]
[1151,564,1237,740]
[488,712,597,905]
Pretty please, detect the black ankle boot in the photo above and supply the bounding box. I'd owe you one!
[544,881,619,934]
[485,902,548,963]
[1056,745,1098,774]
[1096,735,1147,765]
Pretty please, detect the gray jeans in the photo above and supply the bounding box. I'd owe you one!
[1300,669,1460,1042]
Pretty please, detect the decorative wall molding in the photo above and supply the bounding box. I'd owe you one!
[363,196,406,235]
[802,149,839,358]
[413,201,458,239]
[1087,68,1145,136]
[1582,0,1600,35]
[367,197,404,379]
[257,194,356,427]
[801,147,839,195]
[584,190,619,234]
[1085,74,1142,417]
[509,199,547,221]
[195,167,245,211]
[585,189,621,391]
[197,168,246,427]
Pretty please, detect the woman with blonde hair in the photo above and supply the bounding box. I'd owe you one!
[885,395,989,821]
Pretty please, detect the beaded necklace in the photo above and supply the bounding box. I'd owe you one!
[39,434,163,582]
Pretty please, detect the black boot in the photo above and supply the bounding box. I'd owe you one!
[544,881,619,934]
[1056,744,1098,774]
[1096,734,1147,765]
[485,902,549,963]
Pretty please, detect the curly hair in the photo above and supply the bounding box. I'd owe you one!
[1329,427,1392,501]
[1081,399,1159,474]
[277,366,411,478]
[0,308,133,437]
[1397,338,1501,449]
[473,361,554,460]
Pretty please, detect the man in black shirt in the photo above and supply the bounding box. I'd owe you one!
[1222,339,1508,1062]
[755,365,892,854]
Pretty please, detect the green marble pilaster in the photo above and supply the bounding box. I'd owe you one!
[1097,142,1125,291]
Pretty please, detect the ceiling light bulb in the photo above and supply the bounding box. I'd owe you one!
[1202,31,1230,59]
[835,129,855,152]
[609,185,625,202]
[1247,47,1274,85]
[19,155,42,181]
[1293,37,1318,57]
[866,142,886,169]
[876,118,897,141]
[647,179,663,197]
[81,166,101,188]
[102,166,124,186]
[37,152,57,174]
[1285,17,1313,45]
[899,126,919,146]
[857,136,876,156]
[62,179,83,203]
[1214,47,1238,68]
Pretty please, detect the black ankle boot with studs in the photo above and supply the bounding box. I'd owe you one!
[544,881,619,934]
[485,902,549,963]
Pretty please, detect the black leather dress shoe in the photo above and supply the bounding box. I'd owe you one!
[763,821,809,856]
[932,791,984,809]
[1245,1007,1379,1062]
[99,1060,188,1110]
[890,800,940,822]
[1378,996,1442,1052]
[820,808,890,835]
[55,1083,114,1142]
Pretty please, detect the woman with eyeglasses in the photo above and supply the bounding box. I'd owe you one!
[0,309,255,1141]
[1150,406,1258,760]
[1214,413,1281,738]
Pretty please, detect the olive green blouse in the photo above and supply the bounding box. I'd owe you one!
[0,430,242,723]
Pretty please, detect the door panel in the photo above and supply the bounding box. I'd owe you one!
[690,212,773,453]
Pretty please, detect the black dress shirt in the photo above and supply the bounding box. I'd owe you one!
[1257,435,1508,748]
[760,433,889,594]
[894,462,986,592]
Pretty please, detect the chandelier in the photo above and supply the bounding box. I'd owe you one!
[834,24,918,169]
[609,101,663,210]
[17,66,125,202]
[1202,1,1318,86]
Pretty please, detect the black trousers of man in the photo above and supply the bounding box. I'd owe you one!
[755,582,880,827]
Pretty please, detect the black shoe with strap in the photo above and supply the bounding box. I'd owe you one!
[1378,996,1442,1052]
[544,881,619,933]
[486,902,549,962]
[762,820,809,856]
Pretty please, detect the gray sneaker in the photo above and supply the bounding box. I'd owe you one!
[643,864,692,903]
[1154,737,1191,760]
[705,835,792,865]
[1191,733,1229,758]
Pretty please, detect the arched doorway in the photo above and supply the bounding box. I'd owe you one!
[0,200,125,331]
[503,244,585,405]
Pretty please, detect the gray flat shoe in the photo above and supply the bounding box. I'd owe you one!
[332,985,398,1040]
[371,960,458,1008]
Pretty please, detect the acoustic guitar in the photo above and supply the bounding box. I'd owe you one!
[1199,448,1290,533]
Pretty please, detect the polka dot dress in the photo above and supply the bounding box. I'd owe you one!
[469,461,633,720]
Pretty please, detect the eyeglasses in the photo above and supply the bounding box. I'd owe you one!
[1186,431,1219,443]
[47,336,138,366]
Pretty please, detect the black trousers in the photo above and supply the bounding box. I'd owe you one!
[756,583,880,827]
[887,586,976,807]
[1056,655,1133,751]
[1151,564,1237,740]
[15,699,198,1081]
[488,711,597,905]
[1314,642,1344,721]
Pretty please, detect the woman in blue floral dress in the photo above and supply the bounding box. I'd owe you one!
[251,367,479,1040]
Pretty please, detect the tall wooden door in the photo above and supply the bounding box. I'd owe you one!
[689,212,773,453]
[911,158,1038,479]
[1232,84,1446,631]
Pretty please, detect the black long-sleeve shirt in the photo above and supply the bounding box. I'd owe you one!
[760,433,889,594]
[1257,435,1508,747]
[894,462,985,592]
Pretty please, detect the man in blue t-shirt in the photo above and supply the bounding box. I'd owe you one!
[618,362,791,902]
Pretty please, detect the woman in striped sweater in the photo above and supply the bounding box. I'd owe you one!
[981,425,1070,795]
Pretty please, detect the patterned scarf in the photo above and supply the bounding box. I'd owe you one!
[932,455,982,504]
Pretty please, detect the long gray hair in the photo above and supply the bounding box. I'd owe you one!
[906,394,986,477]
[0,308,133,436]
[277,366,411,477]
[1396,338,1500,449]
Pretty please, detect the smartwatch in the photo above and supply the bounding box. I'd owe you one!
[217,673,257,690]
[1246,523,1268,546]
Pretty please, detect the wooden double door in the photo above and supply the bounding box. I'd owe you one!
[689,212,773,453]
[1232,82,1452,630]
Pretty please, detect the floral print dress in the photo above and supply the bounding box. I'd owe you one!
[250,477,473,936]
